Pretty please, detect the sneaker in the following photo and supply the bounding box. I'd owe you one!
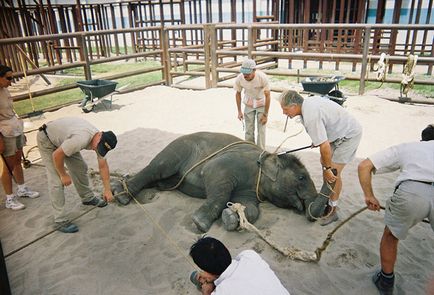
[56,222,79,233]
[320,207,339,226]
[82,196,107,207]
[17,187,40,198]
[372,270,394,295]
[5,197,26,210]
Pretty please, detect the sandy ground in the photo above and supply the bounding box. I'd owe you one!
[1,85,434,295]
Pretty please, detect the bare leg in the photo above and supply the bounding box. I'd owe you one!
[1,152,22,194]
[328,163,345,202]
[380,226,399,274]
[12,150,24,185]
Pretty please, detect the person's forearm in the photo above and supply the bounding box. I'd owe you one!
[52,149,67,177]
[236,92,242,112]
[319,141,332,167]
[264,90,270,114]
[98,159,111,192]
[358,160,375,198]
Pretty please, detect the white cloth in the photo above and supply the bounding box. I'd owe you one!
[44,117,98,157]
[369,141,434,187]
[234,71,270,109]
[212,250,290,295]
[301,96,362,146]
[0,88,23,137]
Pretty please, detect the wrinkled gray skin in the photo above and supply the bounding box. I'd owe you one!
[112,132,326,232]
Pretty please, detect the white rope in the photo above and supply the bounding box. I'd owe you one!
[401,54,418,95]
[227,202,318,262]
[375,52,389,82]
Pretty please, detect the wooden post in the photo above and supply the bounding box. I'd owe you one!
[248,25,254,59]
[160,28,172,86]
[72,1,84,62]
[209,24,218,88]
[359,26,371,95]
[204,24,212,89]
[110,4,120,56]
[81,33,91,81]
[388,0,403,73]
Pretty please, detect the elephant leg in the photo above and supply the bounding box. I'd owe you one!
[114,145,184,205]
[192,168,234,232]
[306,181,336,221]
[222,199,259,231]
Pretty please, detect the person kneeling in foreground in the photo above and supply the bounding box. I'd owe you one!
[189,236,289,295]
[358,124,434,295]
[37,117,117,233]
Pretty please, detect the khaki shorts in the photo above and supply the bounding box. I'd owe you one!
[330,132,362,164]
[385,181,434,240]
[1,134,25,157]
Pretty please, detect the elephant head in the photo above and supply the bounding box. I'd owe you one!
[259,153,324,220]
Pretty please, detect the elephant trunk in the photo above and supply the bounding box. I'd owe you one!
[306,180,335,221]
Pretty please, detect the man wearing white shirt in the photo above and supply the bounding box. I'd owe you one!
[358,124,434,295]
[189,236,289,295]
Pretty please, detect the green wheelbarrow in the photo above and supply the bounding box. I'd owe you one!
[301,76,346,105]
[77,79,119,113]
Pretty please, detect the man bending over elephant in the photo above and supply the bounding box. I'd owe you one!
[358,124,434,295]
[112,132,327,232]
[279,90,362,225]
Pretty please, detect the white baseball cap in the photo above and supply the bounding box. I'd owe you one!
[240,59,256,74]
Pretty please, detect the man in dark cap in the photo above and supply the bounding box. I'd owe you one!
[37,117,117,233]
[189,236,289,294]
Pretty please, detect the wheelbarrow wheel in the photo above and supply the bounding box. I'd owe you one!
[327,90,346,106]
[81,99,95,113]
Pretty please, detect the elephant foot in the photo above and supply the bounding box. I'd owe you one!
[192,211,213,233]
[221,208,239,231]
[112,180,131,206]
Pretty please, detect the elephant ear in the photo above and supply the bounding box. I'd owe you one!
[260,154,279,182]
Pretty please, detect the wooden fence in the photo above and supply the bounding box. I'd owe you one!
[0,23,433,104]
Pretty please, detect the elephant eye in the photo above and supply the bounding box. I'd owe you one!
[298,175,305,181]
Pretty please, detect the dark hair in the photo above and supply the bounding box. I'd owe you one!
[0,65,12,77]
[189,237,232,275]
[421,124,434,141]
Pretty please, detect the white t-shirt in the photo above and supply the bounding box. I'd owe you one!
[234,71,270,108]
[0,88,23,137]
[212,250,290,295]
[301,96,362,146]
[369,141,434,187]
[44,117,99,157]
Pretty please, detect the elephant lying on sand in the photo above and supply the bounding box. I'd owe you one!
[112,132,328,232]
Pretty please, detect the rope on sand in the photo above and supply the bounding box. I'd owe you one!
[228,202,372,263]
[227,202,318,262]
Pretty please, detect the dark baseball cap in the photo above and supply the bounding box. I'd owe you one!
[97,131,117,157]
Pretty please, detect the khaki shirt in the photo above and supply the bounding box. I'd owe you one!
[44,117,99,157]
[0,88,23,137]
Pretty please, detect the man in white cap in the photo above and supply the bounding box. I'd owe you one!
[234,59,270,150]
